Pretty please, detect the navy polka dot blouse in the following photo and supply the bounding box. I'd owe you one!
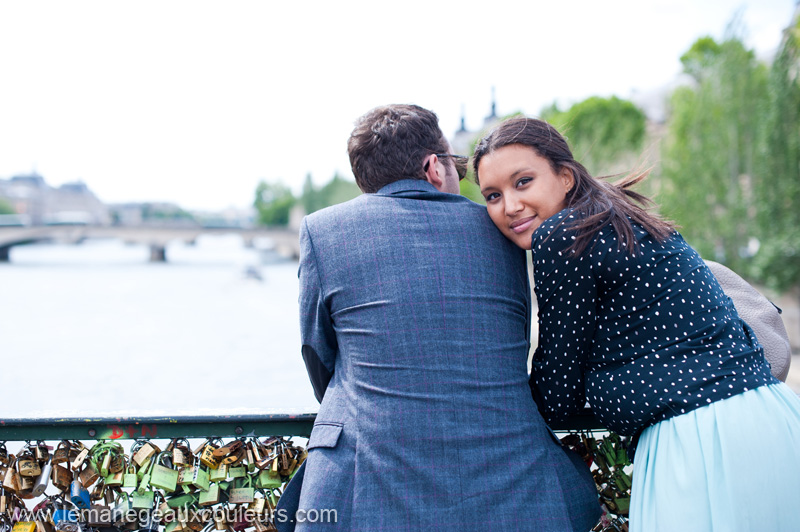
[529,209,776,437]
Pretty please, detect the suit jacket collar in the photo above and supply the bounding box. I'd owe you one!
[375,179,442,198]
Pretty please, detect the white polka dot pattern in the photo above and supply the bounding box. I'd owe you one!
[529,209,776,437]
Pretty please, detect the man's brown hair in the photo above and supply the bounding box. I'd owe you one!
[348,104,449,193]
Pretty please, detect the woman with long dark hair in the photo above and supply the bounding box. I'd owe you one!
[473,116,800,531]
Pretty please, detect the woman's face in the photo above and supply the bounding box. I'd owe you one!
[478,144,573,250]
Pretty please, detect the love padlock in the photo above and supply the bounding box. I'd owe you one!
[69,477,90,510]
[17,445,41,478]
[228,475,255,505]
[149,452,179,493]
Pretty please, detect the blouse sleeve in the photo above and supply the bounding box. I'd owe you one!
[529,214,596,423]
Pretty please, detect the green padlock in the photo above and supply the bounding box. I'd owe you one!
[149,452,179,493]
[209,464,228,483]
[166,492,196,510]
[104,469,123,488]
[122,463,138,489]
[227,466,246,479]
[228,476,255,504]
[112,491,135,524]
[178,458,210,492]
[137,458,154,495]
[190,464,210,492]
[198,483,220,507]
[255,469,281,489]
[137,456,153,481]
[268,488,279,508]
[131,489,155,510]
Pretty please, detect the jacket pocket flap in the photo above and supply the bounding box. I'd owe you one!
[307,422,343,449]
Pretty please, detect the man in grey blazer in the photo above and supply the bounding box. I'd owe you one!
[276,104,600,531]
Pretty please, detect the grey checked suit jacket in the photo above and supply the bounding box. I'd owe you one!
[278,180,600,531]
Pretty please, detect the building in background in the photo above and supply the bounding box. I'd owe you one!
[0,173,111,225]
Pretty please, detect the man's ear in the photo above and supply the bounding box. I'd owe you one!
[424,154,444,188]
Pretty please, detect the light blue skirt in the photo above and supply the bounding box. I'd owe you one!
[629,382,800,532]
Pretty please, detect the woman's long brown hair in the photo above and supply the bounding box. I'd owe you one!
[473,117,675,256]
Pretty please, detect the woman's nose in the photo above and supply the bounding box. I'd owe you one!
[505,195,523,215]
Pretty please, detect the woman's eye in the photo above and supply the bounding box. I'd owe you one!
[516,177,533,187]
[485,192,500,202]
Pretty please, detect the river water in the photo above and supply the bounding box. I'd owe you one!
[0,236,318,419]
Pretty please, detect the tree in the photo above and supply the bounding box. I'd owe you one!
[0,198,15,215]
[658,34,769,275]
[254,181,296,226]
[300,173,360,215]
[751,16,800,293]
[541,96,647,176]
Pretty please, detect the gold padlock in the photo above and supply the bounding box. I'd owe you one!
[18,474,35,494]
[51,464,72,490]
[248,497,266,516]
[18,448,41,478]
[12,522,36,532]
[212,510,227,531]
[170,439,193,468]
[34,442,49,462]
[132,442,159,467]
[3,458,20,493]
[79,462,100,488]
[52,441,70,465]
[199,444,221,470]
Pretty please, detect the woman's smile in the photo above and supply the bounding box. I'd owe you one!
[477,144,573,250]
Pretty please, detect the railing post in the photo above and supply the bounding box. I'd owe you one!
[149,244,167,262]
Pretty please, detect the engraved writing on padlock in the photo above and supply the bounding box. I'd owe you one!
[12,522,37,532]
[199,445,221,470]
[18,455,41,478]
[208,464,227,483]
[228,477,255,504]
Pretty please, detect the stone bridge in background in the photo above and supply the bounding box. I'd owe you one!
[0,225,300,262]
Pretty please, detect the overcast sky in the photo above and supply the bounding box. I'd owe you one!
[0,1,796,211]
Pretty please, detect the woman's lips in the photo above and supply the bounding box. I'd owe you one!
[510,216,535,234]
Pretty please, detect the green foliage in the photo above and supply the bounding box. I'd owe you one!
[301,173,360,215]
[541,96,647,175]
[659,35,770,275]
[254,181,296,226]
[255,173,360,226]
[140,203,195,221]
[0,197,15,215]
[680,36,723,81]
[751,22,800,292]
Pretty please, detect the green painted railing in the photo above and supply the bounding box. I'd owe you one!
[0,409,603,441]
